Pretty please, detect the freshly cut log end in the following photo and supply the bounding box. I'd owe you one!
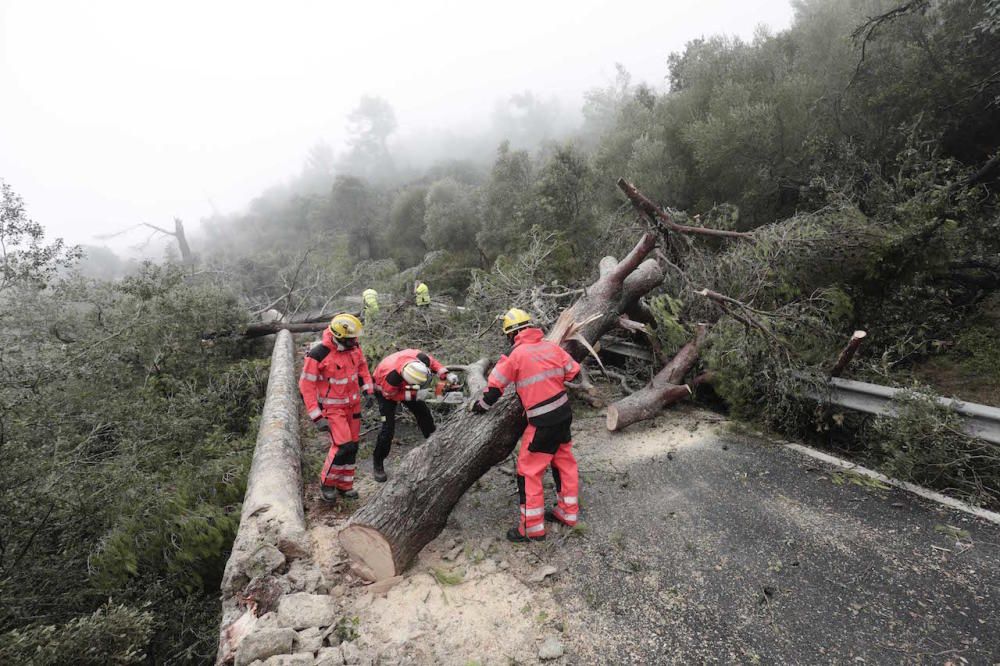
[339,525,395,581]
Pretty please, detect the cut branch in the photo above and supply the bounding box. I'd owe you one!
[606,325,711,432]
[830,330,867,377]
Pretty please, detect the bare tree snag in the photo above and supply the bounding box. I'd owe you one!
[617,179,755,241]
[830,330,867,377]
[338,234,663,581]
[217,330,307,663]
[606,324,709,432]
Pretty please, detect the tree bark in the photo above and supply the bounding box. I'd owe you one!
[606,325,709,432]
[338,233,663,581]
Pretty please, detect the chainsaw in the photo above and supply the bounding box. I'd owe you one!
[428,380,465,405]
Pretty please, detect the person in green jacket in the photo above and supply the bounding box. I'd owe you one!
[414,281,430,307]
[362,288,379,323]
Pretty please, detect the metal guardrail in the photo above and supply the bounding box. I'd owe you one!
[816,376,1000,445]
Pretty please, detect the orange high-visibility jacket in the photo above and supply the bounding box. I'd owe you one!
[299,328,373,421]
[479,327,580,425]
[374,348,448,402]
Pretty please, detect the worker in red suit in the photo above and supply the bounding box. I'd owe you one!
[371,348,458,482]
[470,308,580,542]
[298,313,374,502]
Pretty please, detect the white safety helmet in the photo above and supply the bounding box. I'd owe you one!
[401,360,431,387]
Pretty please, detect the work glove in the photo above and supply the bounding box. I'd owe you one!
[415,388,432,401]
[446,372,459,385]
[314,417,330,433]
[364,393,376,410]
[467,398,486,414]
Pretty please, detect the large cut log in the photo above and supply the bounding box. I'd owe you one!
[216,330,307,663]
[606,325,709,432]
[338,233,663,581]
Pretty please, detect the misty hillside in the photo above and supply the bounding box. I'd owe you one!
[2,0,1000,663]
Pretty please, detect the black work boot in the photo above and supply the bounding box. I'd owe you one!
[338,488,359,500]
[506,527,545,543]
[373,461,388,483]
[320,486,338,503]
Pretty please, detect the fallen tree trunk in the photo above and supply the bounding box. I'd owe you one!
[217,330,308,663]
[606,325,709,432]
[338,233,663,580]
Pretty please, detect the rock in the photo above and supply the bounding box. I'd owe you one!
[314,646,343,666]
[341,640,362,664]
[366,575,403,596]
[243,576,288,616]
[260,654,313,666]
[444,544,464,562]
[234,627,297,666]
[329,584,346,598]
[354,592,374,610]
[276,593,338,630]
[286,560,324,594]
[498,560,510,571]
[538,636,565,661]
[256,612,279,630]
[529,564,558,583]
[293,626,323,653]
[246,545,287,579]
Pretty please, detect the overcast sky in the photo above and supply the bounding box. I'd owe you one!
[0,0,794,251]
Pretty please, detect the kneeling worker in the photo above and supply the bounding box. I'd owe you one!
[372,348,458,482]
[298,313,375,502]
[470,308,580,542]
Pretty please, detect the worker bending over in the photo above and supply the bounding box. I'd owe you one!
[298,313,374,502]
[414,280,430,307]
[372,348,458,482]
[470,308,580,542]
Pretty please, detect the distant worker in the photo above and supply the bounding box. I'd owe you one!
[372,348,458,482]
[469,308,580,542]
[362,288,379,323]
[298,313,374,502]
[414,280,431,307]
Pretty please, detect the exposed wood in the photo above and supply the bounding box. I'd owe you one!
[606,325,709,432]
[217,330,307,663]
[617,178,755,241]
[830,330,867,377]
[338,233,664,581]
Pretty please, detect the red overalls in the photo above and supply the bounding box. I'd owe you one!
[298,329,374,491]
[480,328,581,537]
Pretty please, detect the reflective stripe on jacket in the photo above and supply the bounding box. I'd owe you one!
[484,327,579,425]
[374,348,448,402]
[298,328,373,420]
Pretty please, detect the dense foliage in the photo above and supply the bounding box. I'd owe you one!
[3,0,1000,662]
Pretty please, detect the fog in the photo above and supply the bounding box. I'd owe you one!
[0,0,793,251]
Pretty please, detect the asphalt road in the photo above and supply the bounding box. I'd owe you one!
[398,407,999,665]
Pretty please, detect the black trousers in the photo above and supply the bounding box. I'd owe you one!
[373,393,436,466]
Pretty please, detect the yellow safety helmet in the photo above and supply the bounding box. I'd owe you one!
[401,360,431,387]
[329,313,363,339]
[501,308,533,335]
